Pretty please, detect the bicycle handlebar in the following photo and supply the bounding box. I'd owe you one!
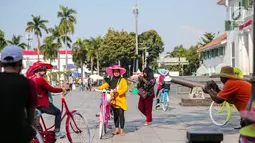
[95,89,112,93]
[62,90,71,97]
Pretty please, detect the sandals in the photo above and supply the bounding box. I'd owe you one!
[120,129,125,136]
[112,129,125,136]
[112,131,119,135]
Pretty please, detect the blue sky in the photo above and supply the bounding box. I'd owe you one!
[0,0,225,53]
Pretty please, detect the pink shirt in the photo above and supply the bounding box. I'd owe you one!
[157,75,164,89]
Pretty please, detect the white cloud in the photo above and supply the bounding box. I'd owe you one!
[179,25,204,38]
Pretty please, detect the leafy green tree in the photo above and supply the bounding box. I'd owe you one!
[57,5,77,35]
[48,25,72,46]
[7,35,28,49]
[84,38,96,74]
[25,15,48,60]
[165,45,187,58]
[57,5,77,68]
[184,45,200,75]
[90,37,102,75]
[101,29,136,70]
[0,30,7,50]
[48,25,72,70]
[164,45,188,74]
[40,36,60,64]
[72,38,87,78]
[139,30,164,65]
[199,32,215,46]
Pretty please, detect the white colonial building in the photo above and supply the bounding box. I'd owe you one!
[20,50,90,77]
[22,50,73,72]
[197,0,253,76]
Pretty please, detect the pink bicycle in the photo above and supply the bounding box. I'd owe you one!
[95,89,111,139]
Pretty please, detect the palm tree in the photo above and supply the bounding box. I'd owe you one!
[0,29,7,50]
[89,37,102,75]
[7,35,28,49]
[72,38,87,80]
[40,36,60,64]
[48,25,72,70]
[84,39,95,75]
[57,5,77,69]
[25,15,48,60]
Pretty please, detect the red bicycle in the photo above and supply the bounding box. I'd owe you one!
[32,91,91,143]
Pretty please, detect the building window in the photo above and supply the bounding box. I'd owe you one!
[219,47,224,55]
[232,42,235,67]
[203,51,208,60]
[215,48,219,56]
[207,51,211,59]
[211,49,215,58]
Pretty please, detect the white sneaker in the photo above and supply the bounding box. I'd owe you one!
[55,131,66,139]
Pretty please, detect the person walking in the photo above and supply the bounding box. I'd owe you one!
[97,65,128,136]
[137,67,156,126]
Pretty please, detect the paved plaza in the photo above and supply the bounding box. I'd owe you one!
[43,84,240,143]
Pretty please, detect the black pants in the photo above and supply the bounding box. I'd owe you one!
[155,88,161,104]
[113,108,125,129]
[38,103,61,130]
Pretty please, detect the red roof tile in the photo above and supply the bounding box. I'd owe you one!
[198,33,227,51]
[217,0,225,5]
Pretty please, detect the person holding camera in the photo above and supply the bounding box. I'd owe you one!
[137,67,156,126]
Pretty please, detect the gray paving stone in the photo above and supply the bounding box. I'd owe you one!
[43,88,240,143]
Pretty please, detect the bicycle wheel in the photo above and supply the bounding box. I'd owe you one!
[209,101,231,126]
[162,92,169,112]
[98,112,104,139]
[31,127,44,143]
[66,111,91,143]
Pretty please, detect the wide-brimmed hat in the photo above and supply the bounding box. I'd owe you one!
[106,65,126,76]
[158,69,169,76]
[219,66,242,80]
[26,61,53,77]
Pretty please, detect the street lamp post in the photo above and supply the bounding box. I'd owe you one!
[247,1,255,111]
[133,0,139,71]
[128,64,131,77]
[26,32,33,49]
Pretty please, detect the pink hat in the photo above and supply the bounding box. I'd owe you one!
[106,65,126,76]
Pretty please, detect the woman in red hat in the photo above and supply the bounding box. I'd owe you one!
[28,61,69,139]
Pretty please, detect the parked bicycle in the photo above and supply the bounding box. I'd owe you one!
[95,89,112,139]
[32,91,91,143]
[209,101,239,126]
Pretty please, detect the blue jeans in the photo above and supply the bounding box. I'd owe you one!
[38,103,61,130]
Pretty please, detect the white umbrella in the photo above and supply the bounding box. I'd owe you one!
[89,74,104,80]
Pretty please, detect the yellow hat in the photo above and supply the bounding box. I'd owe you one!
[219,66,242,80]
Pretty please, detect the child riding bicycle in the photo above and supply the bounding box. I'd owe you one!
[155,69,169,108]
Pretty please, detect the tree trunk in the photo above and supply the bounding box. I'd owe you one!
[37,35,40,61]
[91,56,94,75]
[96,54,100,75]
[81,62,84,83]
